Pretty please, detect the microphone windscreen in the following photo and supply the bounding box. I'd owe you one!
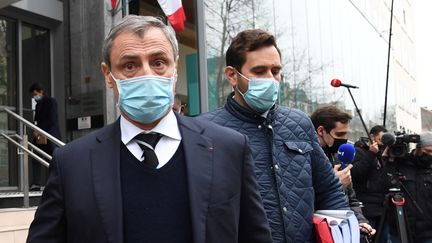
[337,143,356,164]
[330,79,342,87]
[381,132,396,147]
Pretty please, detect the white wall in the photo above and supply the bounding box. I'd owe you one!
[177,43,196,97]
[12,0,63,21]
[0,0,20,9]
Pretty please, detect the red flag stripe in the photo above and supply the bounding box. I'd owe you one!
[111,0,117,10]
[166,6,186,32]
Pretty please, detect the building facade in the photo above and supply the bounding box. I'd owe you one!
[0,0,65,190]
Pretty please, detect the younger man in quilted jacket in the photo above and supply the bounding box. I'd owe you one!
[199,29,348,243]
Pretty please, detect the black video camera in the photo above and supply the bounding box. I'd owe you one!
[382,131,420,158]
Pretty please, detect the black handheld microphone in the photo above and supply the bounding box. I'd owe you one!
[330,79,359,89]
[381,132,396,147]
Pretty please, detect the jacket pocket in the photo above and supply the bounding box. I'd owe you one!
[207,194,240,243]
[282,141,314,189]
[284,141,313,154]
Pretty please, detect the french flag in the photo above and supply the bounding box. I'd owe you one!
[157,0,186,33]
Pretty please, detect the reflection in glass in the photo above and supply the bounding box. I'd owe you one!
[203,0,411,141]
[204,0,274,110]
[0,18,16,108]
[0,17,16,187]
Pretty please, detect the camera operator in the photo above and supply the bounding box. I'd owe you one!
[352,125,389,242]
[385,132,432,243]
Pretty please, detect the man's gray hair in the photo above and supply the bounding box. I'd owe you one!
[102,15,179,69]
[417,132,432,148]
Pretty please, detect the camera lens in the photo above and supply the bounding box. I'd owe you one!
[389,144,407,158]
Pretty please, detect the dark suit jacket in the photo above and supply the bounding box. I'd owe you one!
[34,95,61,139]
[27,114,272,243]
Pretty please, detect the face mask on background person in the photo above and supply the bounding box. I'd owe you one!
[33,95,43,101]
[415,153,432,168]
[236,71,279,113]
[110,73,175,124]
[326,134,348,154]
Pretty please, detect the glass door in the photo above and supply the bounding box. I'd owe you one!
[21,23,51,122]
[0,18,51,190]
[21,23,51,189]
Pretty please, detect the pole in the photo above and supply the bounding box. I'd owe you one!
[383,0,395,127]
[22,134,30,208]
[392,193,410,243]
[347,88,372,141]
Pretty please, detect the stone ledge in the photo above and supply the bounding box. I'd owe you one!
[0,225,29,233]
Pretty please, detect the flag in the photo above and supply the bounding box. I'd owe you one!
[157,0,186,32]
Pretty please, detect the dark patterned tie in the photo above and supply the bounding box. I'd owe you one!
[134,133,162,168]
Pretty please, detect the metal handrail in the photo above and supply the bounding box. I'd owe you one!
[12,134,52,161]
[0,107,65,207]
[1,107,65,147]
[1,132,50,167]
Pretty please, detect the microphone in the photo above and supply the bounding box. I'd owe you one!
[381,132,396,147]
[330,79,359,89]
[337,143,356,169]
[331,78,372,144]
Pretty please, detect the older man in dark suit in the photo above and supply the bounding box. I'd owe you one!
[27,15,271,243]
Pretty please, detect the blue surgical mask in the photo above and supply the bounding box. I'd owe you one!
[110,73,175,123]
[236,71,279,113]
[33,95,43,101]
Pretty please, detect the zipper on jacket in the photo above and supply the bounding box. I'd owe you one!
[261,116,288,242]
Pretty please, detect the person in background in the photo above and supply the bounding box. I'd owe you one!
[310,105,376,239]
[352,125,389,242]
[27,16,271,243]
[199,28,348,243]
[28,83,61,190]
[385,132,432,243]
[173,94,186,115]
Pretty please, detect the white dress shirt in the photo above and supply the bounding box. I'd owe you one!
[120,110,182,169]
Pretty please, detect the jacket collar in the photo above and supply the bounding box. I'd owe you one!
[225,92,277,124]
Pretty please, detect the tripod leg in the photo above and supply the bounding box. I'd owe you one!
[392,194,410,243]
[374,194,390,243]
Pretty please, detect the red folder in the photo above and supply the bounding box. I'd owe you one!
[313,216,335,243]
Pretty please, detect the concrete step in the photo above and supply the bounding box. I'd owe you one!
[0,191,42,209]
[0,207,36,228]
[0,207,36,243]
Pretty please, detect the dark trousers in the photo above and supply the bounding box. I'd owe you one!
[30,141,54,186]
[369,216,389,243]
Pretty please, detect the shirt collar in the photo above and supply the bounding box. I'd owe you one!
[120,110,182,145]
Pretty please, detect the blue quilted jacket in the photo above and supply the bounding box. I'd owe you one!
[199,95,348,243]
